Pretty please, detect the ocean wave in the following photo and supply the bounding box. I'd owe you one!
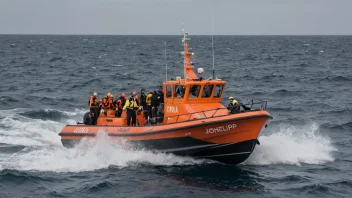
[0,96,20,103]
[86,181,115,192]
[37,97,59,105]
[260,74,285,80]
[10,68,30,77]
[0,143,25,154]
[69,78,102,89]
[271,89,303,97]
[48,57,63,62]
[246,122,337,165]
[319,76,352,83]
[287,183,329,194]
[137,52,147,56]
[241,53,257,61]
[323,121,352,132]
[0,108,85,146]
[20,109,69,121]
[0,169,48,183]
[2,132,206,172]
[267,107,305,112]
[0,116,64,146]
[319,109,352,116]
[29,87,56,93]
[281,181,352,197]
[0,96,25,109]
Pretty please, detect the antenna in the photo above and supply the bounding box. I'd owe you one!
[165,42,168,81]
[212,12,215,79]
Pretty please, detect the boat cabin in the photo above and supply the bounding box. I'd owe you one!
[162,77,228,123]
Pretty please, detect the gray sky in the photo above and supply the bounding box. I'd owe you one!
[0,0,351,35]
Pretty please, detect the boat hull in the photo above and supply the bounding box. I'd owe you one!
[62,138,257,164]
[59,111,272,164]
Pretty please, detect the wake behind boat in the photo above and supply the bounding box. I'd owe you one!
[59,29,272,164]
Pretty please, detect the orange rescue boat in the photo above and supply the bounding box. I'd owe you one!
[59,29,272,164]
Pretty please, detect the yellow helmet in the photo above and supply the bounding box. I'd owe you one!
[107,92,111,97]
[93,92,97,96]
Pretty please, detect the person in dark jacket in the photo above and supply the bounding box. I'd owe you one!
[151,91,159,119]
[88,92,99,125]
[157,86,164,105]
[140,88,147,110]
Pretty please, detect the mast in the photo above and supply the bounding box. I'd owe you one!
[165,42,167,81]
[212,12,215,79]
[182,28,197,79]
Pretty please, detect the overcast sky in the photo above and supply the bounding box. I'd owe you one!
[0,0,351,35]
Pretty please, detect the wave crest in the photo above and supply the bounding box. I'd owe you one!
[246,123,337,165]
[2,132,206,172]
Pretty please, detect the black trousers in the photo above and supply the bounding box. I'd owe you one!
[115,108,122,117]
[127,109,136,126]
[89,108,98,125]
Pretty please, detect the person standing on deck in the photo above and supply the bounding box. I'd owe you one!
[123,92,139,126]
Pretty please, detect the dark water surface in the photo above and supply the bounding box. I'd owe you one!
[0,35,351,197]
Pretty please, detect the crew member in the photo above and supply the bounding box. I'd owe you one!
[88,92,97,108]
[115,93,127,117]
[108,95,116,110]
[140,89,147,110]
[157,87,164,122]
[89,92,99,125]
[227,96,250,114]
[100,95,109,116]
[123,93,139,126]
[151,90,159,119]
[106,92,112,99]
[135,95,140,106]
[157,86,164,105]
[146,91,153,119]
[227,96,240,114]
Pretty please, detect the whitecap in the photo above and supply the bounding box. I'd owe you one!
[246,122,337,166]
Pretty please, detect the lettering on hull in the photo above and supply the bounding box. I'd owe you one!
[74,127,88,133]
[167,106,178,113]
[116,128,130,133]
[205,124,237,134]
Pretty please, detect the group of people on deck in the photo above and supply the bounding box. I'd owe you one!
[88,86,250,126]
[88,87,164,126]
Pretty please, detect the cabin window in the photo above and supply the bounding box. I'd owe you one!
[202,85,214,98]
[213,85,224,98]
[166,85,172,98]
[189,85,201,98]
[174,85,185,98]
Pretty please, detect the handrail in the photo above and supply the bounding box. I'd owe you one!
[166,107,224,122]
[160,100,268,124]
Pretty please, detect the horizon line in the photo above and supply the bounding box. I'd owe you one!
[1,33,352,36]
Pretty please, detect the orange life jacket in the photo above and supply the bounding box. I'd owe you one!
[101,97,109,109]
[116,99,123,109]
[92,98,99,108]
[89,95,97,108]
[116,96,127,109]
[108,98,115,109]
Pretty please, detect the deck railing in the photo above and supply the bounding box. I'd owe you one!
[151,100,268,124]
